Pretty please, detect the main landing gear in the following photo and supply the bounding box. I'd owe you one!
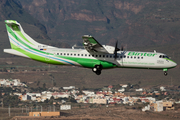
[92,65,102,75]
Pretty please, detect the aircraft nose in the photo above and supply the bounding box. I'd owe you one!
[172,62,177,67]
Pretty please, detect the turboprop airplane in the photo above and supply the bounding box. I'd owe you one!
[4,20,177,75]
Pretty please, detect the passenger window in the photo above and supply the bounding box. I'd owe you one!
[124,56,126,58]
[138,57,140,59]
[60,53,62,55]
[81,54,83,56]
[57,53,59,55]
[78,54,80,56]
[120,56,122,58]
[103,55,105,58]
[131,56,133,59]
[96,55,98,57]
[110,55,112,58]
[106,55,108,58]
[89,54,91,57]
[85,54,87,56]
[64,53,66,55]
[127,56,129,58]
[74,54,76,56]
[70,54,72,56]
[141,57,143,59]
[134,57,136,59]
[99,55,101,57]
[92,55,94,57]
[67,53,69,56]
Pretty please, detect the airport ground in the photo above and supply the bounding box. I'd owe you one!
[6,106,180,120]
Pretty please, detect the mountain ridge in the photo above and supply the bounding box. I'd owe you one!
[17,0,180,47]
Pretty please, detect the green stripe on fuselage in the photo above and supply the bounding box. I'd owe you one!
[11,43,65,65]
[59,56,116,68]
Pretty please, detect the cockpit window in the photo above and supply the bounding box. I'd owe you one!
[159,55,169,59]
[164,56,169,58]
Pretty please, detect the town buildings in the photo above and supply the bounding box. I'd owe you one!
[0,79,179,112]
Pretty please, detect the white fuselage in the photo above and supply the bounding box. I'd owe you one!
[38,47,176,69]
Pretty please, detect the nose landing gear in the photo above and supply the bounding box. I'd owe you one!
[164,71,168,76]
[163,69,168,76]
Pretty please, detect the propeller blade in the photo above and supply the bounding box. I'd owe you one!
[114,41,120,60]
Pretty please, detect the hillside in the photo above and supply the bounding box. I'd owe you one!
[18,0,180,47]
[0,0,50,39]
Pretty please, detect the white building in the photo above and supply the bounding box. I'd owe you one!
[160,86,166,91]
[155,101,163,112]
[118,88,125,92]
[83,90,95,96]
[63,86,75,90]
[52,92,70,98]
[142,105,150,112]
[136,88,143,92]
[0,79,6,85]
[122,85,128,88]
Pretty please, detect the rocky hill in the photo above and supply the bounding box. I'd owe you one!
[0,0,50,39]
[18,0,180,47]
[0,0,180,48]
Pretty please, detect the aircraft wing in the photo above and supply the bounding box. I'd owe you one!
[82,35,108,53]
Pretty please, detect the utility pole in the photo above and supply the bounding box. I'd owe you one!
[53,105,55,112]
[2,98,3,108]
[40,105,42,112]
[8,105,10,117]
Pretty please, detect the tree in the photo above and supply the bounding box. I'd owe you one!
[137,99,141,102]
[133,84,140,89]
[53,82,56,87]
[43,83,46,88]
[3,95,20,107]
[3,68,7,72]
[50,96,54,100]
[37,81,40,86]
[0,91,2,99]
[69,97,77,103]
[44,99,49,103]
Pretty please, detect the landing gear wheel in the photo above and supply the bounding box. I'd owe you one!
[92,68,97,72]
[92,65,102,75]
[164,71,168,76]
[95,70,101,75]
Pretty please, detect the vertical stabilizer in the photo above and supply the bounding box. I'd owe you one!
[5,20,38,49]
[5,20,54,49]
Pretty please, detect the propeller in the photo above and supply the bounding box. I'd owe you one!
[114,41,120,59]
